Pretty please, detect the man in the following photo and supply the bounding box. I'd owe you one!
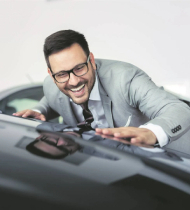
[13,30,190,147]
[26,132,81,159]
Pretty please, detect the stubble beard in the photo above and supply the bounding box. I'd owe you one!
[56,67,96,105]
[71,72,96,105]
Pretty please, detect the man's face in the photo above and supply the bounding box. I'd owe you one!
[48,43,96,105]
[34,133,80,157]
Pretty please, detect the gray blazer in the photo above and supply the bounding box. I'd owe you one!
[35,59,190,143]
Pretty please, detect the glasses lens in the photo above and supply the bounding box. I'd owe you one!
[41,137,58,146]
[54,62,88,83]
[73,64,88,76]
[55,71,69,83]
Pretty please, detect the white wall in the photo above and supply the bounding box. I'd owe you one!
[0,0,190,98]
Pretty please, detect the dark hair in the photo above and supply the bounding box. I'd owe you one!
[26,140,69,159]
[43,29,90,69]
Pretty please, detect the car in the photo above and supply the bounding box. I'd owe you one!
[0,83,62,123]
[0,83,43,115]
[0,82,189,153]
[0,113,190,210]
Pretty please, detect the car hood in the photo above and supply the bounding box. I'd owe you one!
[0,114,190,210]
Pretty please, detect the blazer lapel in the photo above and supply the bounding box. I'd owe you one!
[57,69,114,128]
[97,76,114,128]
[59,95,78,126]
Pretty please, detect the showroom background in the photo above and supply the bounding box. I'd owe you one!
[0,0,190,99]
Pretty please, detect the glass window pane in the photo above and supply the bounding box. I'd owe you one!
[8,98,39,112]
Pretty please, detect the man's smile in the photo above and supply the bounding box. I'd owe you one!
[70,84,85,92]
[69,84,86,97]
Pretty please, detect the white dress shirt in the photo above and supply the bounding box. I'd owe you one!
[70,75,109,129]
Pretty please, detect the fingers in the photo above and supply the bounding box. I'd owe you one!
[96,127,157,145]
[96,127,125,135]
[13,109,34,118]
[96,127,136,139]
[36,114,46,121]
[13,109,46,121]
[13,109,29,117]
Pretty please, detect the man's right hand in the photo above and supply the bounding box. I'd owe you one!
[13,109,46,121]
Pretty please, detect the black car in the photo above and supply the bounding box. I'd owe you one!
[0,113,190,210]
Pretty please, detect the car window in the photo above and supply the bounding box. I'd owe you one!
[1,87,44,114]
[8,98,40,112]
[0,86,63,123]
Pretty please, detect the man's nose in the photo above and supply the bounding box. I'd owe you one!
[68,72,80,86]
[57,139,67,146]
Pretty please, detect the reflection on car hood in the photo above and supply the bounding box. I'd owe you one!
[0,114,190,210]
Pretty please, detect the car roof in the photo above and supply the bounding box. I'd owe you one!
[0,83,43,100]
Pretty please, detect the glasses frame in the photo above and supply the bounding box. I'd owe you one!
[51,55,90,83]
[40,136,70,154]
[40,135,59,146]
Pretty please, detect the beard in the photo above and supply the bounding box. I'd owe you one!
[55,65,96,105]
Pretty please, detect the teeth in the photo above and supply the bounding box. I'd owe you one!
[71,84,85,92]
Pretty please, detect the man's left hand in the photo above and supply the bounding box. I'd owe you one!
[95,127,157,145]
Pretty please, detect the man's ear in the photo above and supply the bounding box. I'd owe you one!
[89,52,96,70]
[48,68,56,83]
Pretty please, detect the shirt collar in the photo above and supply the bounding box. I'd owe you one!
[89,74,101,101]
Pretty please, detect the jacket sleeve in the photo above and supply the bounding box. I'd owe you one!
[122,67,190,143]
[33,96,60,120]
[33,76,61,120]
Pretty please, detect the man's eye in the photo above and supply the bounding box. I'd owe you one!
[75,65,85,71]
[57,73,67,77]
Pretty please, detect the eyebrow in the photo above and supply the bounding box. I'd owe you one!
[53,61,86,75]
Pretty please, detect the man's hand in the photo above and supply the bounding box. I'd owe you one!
[13,109,46,121]
[95,127,157,145]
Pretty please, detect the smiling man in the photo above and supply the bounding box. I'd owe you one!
[48,43,96,105]
[13,30,190,147]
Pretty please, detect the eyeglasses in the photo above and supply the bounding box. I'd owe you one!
[51,55,90,83]
[40,135,59,146]
[39,133,81,153]
[39,135,71,154]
